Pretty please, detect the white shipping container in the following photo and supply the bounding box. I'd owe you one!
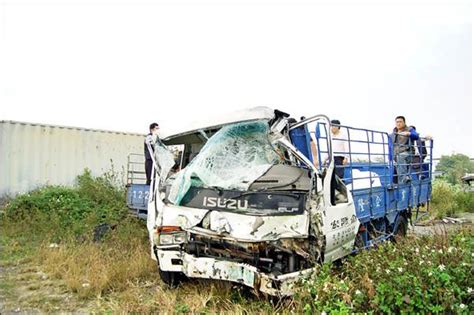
[0,120,144,197]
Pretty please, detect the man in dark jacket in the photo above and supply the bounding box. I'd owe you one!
[410,125,431,179]
[145,122,159,185]
[390,116,419,183]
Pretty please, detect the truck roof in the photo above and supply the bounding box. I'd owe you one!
[160,106,275,145]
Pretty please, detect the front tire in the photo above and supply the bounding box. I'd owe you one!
[159,268,183,287]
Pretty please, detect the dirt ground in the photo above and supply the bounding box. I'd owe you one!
[410,212,474,236]
[0,260,94,314]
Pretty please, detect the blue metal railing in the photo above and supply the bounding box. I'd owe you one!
[313,122,433,224]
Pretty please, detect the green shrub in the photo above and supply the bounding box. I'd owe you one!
[430,179,474,218]
[455,189,474,214]
[2,169,128,240]
[297,229,474,314]
[76,169,128,223]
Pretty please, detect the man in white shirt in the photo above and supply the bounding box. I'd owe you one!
[330,119,349,181]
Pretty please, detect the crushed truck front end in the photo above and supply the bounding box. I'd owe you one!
[146,108,358,296]
[152,203,317,296]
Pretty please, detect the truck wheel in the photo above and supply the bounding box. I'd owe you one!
[394,215,408,241]
[159,269,183,287]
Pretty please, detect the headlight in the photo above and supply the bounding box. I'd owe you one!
[173,233,186,244]
[159,231,186,245]
[159,234,175,245]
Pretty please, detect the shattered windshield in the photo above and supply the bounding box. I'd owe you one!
[168,120,280,205]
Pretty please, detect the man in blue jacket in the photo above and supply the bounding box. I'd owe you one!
[390,116,419,184]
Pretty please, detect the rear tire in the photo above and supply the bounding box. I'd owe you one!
[393,215,408,241]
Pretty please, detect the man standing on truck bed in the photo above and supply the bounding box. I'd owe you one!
[390,116,419,184]
[145,122,159,185]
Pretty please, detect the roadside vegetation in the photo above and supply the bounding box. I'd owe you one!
[298,230,473,313]
[430,153,474,219]
[435,153,474,186]
[430,179,474,218]
[1,170,473,313]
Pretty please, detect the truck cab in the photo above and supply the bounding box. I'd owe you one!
[145,107,432,296]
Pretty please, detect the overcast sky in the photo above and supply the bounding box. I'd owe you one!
[0,0,472,157]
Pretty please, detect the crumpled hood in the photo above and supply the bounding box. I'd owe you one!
[159,204,309,241]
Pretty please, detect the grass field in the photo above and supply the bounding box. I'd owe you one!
[1,171,472,313]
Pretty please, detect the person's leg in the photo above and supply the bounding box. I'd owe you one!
[330,157,344,205]
[145,159,152,185]
[410,155,419,180]
[421,162,429,179]
[334,156,345,180]
[393,154,399,184]
[330,169,336,206]
[397,152,410,183]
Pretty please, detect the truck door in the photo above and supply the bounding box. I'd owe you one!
[289,116,359,263]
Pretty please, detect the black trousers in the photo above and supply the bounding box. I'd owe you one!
[334,156,345,179]
[145,159,153,185]
[331,156,345,205]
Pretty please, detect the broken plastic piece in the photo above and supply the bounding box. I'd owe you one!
[154,142,176,186]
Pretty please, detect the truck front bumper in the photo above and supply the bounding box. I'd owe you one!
[157,249,315,296]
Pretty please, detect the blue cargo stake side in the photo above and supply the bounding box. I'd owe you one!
[126,153,149,219]
[302,121,433,249]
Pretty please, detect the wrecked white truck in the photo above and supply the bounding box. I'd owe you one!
[146,107,433,296]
